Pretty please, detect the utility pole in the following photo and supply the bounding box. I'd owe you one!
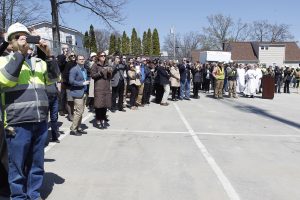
[50,0,61,54]
[170,26,176,60]
[173,26,176,60]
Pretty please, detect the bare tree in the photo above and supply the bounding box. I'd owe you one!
[269,23,294,42]
[0,0,45,32]
[182,31,201,58]
[250,20,294,42]
[250,20,271,42]
[202,14,234,50]
[232,19,250,41]
[57,0,126,28]
[94,28,110,52]
[163,33,182,59]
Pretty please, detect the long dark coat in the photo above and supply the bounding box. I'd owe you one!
[91,63,112,108]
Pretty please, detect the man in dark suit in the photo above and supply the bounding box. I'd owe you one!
[69,55,90,136]
[179,58,191,100]
[111,55,126,112]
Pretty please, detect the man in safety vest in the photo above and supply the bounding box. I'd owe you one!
[212,62,225,99]
[0,22,59,200]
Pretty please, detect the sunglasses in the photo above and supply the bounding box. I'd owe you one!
[70,55,75,57]
[100,55,106,57]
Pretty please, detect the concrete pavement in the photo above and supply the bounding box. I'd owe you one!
[1,90,300,200]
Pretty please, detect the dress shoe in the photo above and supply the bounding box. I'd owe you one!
[70,131,82,136]
[67,115,73,122]
[51,139,60,143]
[77,129,87,134]
[160,102,169,106]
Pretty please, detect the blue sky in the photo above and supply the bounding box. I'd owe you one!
[53,0,300,43]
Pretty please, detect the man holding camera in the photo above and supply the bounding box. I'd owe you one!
[0,22,59,200]
[111,55,126,112]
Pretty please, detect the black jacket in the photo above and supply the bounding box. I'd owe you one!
[157,66,170,85]
[63,60,77,86]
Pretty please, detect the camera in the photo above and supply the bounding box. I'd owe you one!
[26,36,41,44]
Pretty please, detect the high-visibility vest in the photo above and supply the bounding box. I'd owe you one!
[215,67,225,80]
[0,53,53,126]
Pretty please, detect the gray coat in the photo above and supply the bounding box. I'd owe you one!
[111,63,126,87]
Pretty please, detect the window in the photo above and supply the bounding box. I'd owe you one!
[261,46,264,50]
[265,46,269,50]
[66,36,73,45]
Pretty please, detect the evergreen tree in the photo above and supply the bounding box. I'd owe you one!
[131,28,138,56]
[142,31,147,55]
[137,37,142,56]
[89,25,98,52]
[121,31,130,55]
[83,31,90,50]
[116,37,121,55]
[146,28,152,56]
[152,28,160,56]
[126,36,131,55]
[109,34,116,55]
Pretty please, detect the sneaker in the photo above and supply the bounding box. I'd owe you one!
[119,108,126,112]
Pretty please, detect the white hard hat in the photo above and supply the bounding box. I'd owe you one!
[6,22,30,41]
[90,52,97,58]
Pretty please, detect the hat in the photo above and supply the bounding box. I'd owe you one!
[6,22,30,41]
[90,52,97,58]
[141,58,147,61]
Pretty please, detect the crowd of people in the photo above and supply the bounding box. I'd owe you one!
[0,22,300,200]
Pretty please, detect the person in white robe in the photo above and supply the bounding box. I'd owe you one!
[237,64,246,93]
[244,65,258,97]
[255,65,263,93]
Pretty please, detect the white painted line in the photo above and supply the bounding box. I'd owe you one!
[58,128,188,134]
[195,132,300,138]
[45,113,94,153]
[174,103,240,200]
[57,127,300,138]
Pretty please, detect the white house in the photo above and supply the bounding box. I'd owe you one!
[28,21,88,56]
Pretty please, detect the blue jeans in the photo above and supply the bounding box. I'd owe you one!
[6,121,48,200]
[48,95,59,140]
[180,79,191,99]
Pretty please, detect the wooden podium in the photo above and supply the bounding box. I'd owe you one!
[262,75,275,99]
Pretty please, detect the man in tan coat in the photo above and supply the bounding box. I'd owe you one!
[212,63,225,99]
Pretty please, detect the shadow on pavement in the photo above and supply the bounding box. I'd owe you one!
[44,158,56,162]
[221,99,300,130]
[40,172,65,199]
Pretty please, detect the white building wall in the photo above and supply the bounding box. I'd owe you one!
[259,45,285,67]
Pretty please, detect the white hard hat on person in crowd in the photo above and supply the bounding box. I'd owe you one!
[6,22,30,41]
[90,52,97,58]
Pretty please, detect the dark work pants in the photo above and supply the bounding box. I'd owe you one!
[48,95,59,141]
[203,79,210,92]
[284,80,290,93]
[129,84,138,107]
[95,108,107,121]
[155,84,164,104]
[112,81,125,110]
[193,82,201,97]
[171,87,179,100]
[142,82,152,104]
[0,122,10,197]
